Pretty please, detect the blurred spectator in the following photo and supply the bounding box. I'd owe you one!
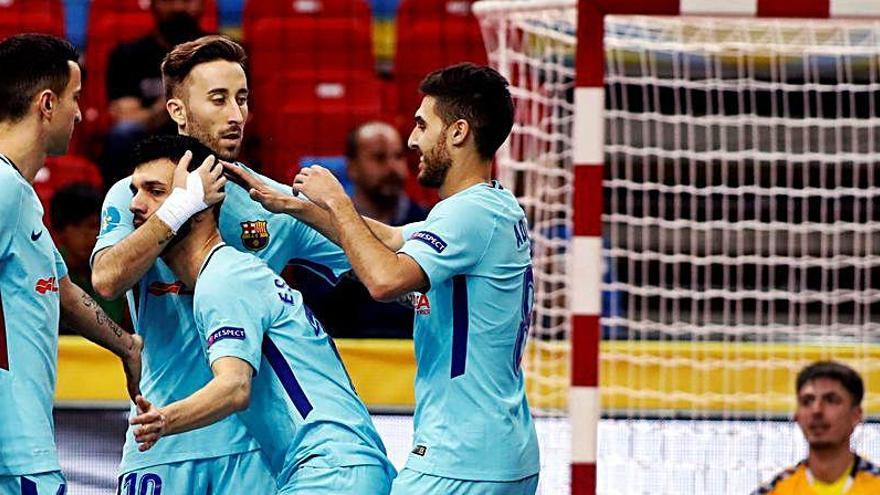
[345,121,428,225]
[294,122,429,339]
[100,0,207,186]
[32,154,103,234]
[51,183,130,333]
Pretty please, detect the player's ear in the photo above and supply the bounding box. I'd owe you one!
[449,119,469,147]
[191,209,209,223]
[166,97,187,128]
[37,90,56,119]
[853,405,864,427]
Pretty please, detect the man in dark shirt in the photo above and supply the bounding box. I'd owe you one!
[101,0,206,186]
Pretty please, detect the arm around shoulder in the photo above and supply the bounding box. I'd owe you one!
[91,214,175,299]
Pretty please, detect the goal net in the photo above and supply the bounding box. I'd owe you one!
[475,0,577,416]
[476,2,880,493]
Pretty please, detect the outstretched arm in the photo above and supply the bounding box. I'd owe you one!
[92,153,227,299]
[130,356,253,451]
[293,166,429,302]
[223,163,406,251]
[59,276,143,402]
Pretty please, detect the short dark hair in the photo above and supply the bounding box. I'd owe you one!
[130,134,215,174]
[50,183,102,231]
[418,62,514,160]
[797,361,865,406]
[0,34,79,123]
[162,35,247,98]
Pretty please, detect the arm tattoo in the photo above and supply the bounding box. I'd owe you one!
[81,293,124,339]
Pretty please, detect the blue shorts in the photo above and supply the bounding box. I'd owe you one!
[117,450,275,495]
[0,472,66,495]
[278,465,392,495]
[390,468,539,495]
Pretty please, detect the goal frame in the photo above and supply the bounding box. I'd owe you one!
[572,0,880,493]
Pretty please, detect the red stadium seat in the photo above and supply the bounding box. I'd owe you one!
[79,0,218,156]
[243,0,371,42]
[247,17,374,80]
[0,0,64,40]
[244,0,374,84]
[394,0,487,125]
[254,70,381,183]
[244,0,376,179]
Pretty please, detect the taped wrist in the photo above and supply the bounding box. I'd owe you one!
[155,187,207,233]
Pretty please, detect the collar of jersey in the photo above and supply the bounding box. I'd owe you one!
[440,180,498,205]
[805,455,857,492]
[0,153,23,177]
[196,242,228,281]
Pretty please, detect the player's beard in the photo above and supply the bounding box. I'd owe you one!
[417,131,452,188]
[185,114,241,162]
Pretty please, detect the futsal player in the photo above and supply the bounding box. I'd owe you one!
[228,62,541,495]
[125,135,394,494]
[91,36,351,494]
[0,34,142,494]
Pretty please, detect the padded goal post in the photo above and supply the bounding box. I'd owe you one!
[476,0,880,493]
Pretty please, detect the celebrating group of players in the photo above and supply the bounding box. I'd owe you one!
[0,33,541,495]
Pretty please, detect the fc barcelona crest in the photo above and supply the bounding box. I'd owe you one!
[240,220,270,251]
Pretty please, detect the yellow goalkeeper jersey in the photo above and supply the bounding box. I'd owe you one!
[752,455,880,495]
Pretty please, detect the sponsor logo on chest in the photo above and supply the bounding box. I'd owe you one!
[35,277,58,294]
[148,281,192,296]
[412,293,431,315]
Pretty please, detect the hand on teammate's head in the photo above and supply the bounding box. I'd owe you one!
[171,150,226,208]
[292,165,348,211]
[223,163,308,215]
[194,155,226,207]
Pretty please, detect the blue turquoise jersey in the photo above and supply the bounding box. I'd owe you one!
[0,155,68,475]
[194,245,394,487]
[397,181,540,481]
[91,163,350,472]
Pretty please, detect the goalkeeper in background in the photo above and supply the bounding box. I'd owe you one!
[754,361,880,494]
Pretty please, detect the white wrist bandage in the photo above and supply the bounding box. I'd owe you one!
[155,172,208,233]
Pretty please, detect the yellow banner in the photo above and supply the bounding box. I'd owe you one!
[57,337,880,415]
[56,336,417,409]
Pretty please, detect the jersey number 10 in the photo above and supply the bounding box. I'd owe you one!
[119,472,162,495]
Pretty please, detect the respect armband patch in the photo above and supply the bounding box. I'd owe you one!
[207,327,247,347]
[409,231,447,253]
